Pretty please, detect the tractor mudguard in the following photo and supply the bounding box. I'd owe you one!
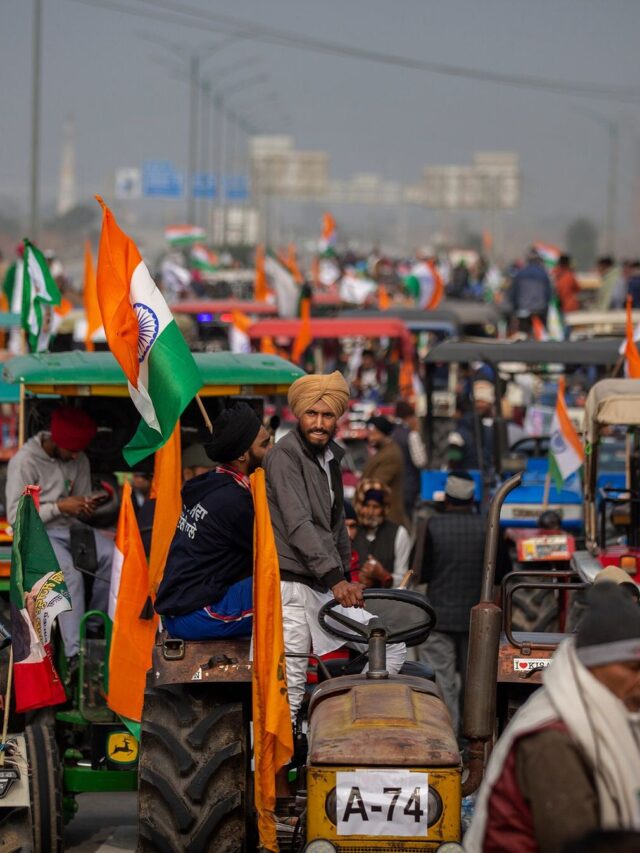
[149,631,252,688]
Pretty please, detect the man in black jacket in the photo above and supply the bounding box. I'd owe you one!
[155,404,270,639]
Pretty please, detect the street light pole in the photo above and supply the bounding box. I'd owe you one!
[605,122,619,256]
[29,0,42,241]
[187,54,200,224]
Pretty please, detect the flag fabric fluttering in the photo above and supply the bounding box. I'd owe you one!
[164,225,206,247]
[531,315,549,342]
[286,244,304,284]
[378,285,391,310]
[533,241,561,269]
[189,243,218,274]
[548,376,584,491]
[546,295,565,342]
[625,296,640,378]
[10,489,71,713]
[319,212,337,254]
[291,297,312,364]
[255,244,269,302]
[21,240,62,352]
[95,197,203,466]
[107,481,158,723]
[147,424,182,599]
[407,260,443,310]
[250,468,293,852]
[84,240,102,352]
[265,254,299,317]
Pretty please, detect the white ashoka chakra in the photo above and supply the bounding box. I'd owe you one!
[134,302,160,363]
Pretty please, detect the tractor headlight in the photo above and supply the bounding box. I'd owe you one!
[304,841,337,853]
[437,844,464,852]
[325,785,444,827]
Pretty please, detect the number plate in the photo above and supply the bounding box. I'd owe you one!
[336,770,429,837]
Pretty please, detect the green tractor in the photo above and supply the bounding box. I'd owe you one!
[0,350,303,852]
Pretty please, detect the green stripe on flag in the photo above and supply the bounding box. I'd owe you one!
[123,320,202,466]
[548,451,565,493]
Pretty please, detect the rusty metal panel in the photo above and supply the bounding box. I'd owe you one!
[150,635,252,685]
[497,635,555,685]
[308,680,460,767]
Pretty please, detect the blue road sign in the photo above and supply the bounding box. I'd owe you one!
[192,173,218,199]
[224,175,249,201]
[142,160,184,198]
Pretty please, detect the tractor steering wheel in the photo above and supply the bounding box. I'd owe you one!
[318,588,436,647]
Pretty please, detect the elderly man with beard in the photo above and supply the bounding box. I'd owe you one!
[465,582,640,853]
[265,372,406,726]
[352,479,411,589]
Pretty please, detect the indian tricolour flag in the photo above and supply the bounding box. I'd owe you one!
[21,240,62,352]
[190,243,218,273]
[549,376,584,490]
[533,241,561,269]
[165,224,206,247]
[96,197,203,466]
[10,488,71,713]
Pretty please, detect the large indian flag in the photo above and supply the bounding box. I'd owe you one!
[549,376,584,490]
[96,197,203,466]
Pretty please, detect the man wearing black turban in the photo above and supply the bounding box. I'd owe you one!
[155,404,271,639]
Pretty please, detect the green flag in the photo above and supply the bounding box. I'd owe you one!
[21,240,61,352]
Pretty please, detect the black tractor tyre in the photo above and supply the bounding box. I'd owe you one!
[24,719,63,853]
[0,806,33,853]
[138,684,253,853]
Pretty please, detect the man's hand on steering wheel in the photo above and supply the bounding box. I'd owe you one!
[331,579,365,608]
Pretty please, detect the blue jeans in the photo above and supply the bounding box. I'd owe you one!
[164,576,253,640]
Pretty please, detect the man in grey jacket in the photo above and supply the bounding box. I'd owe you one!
[266,372,405,723]
[6,405,113,660]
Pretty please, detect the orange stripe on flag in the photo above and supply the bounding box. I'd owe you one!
[95,197,142,387]
[378,285,391,311]
[255,244,268,302]
[84,240,101,352]
[286,244,304,284]
[626,296,640,378]
[556,376,584,460]
[260,336,277,355]
[107,481,158,722]
[251,469,293,852]
[291,297,312,364]
[148,424,182,597]
[232,310,252,336]
[426,260,444,310]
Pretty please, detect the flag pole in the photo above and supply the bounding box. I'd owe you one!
[195,394,213,433]
[542,469,551,509]
[0,646,14,768]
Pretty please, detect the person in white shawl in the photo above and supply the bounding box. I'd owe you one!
[465,582,640,853]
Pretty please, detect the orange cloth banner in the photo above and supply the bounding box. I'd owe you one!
[378,285,391,310]
[250,468,293,852]
[148,423,182,596]
[255,244,268,302]
[107,482,158,721]
[626,296,640,378]
[426,259,444,310]
[291,297,312,364]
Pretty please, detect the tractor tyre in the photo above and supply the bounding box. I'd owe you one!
[138,684,253,853]
[0,806,33,853]
[24,719,63,853]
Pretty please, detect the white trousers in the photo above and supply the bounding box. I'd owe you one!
[281,580,406,721]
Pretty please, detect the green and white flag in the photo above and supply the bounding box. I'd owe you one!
[21,240,61,352]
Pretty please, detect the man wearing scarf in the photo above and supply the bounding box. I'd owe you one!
[265,372,406,724]
[465,583,640,853]
[352,478,411,589]
[155,404,271,639]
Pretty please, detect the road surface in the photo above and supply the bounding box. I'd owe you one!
[65,792,137,852]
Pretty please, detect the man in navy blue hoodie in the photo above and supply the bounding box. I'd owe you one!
[155,403,271,639]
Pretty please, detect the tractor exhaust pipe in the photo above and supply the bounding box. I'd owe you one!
[462,473,523,796]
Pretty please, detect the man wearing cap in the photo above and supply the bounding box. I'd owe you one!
[5,405,114,660]
[466,583,640,853]
[266,372,406,723]
[417,471,510,733]
[181,442,216,482]
[155,404,270,639]
[393,401,427,524]
[362,415,407,526]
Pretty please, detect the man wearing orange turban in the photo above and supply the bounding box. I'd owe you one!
[266,371,406,729]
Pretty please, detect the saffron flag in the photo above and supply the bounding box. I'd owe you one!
[10,489,71,713]
[108,481,158,722]
[378,285,391,311]
[531,315,549,341]
[95,197,203,466]
[286,243,304,284]
[625,296,640,378]
[291,297,312,364]
[408,260,443,310]
[84,240,102,352]
[320,212,337,254]
[21,240,62,352]
[534,241,561,269]
[255,244,269,302]
[251,468,293,852]
[164,224,206,247]
[148,424,182,598]
[549,376,584,490]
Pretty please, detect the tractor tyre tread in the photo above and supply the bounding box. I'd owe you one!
[24,720,63,853]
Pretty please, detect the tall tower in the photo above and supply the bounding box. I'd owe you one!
[57,115,76,215]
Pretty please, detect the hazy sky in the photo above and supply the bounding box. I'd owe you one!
[2,0,640,247]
